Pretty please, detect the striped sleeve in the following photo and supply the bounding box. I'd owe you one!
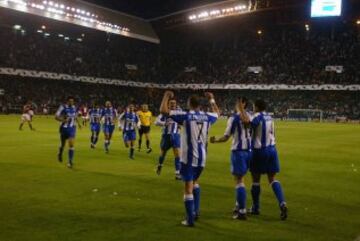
[206,112,218,125]
[250,113,261,128]
[224,116,235,137]
[55,105,64,117]
[169,110,187,124]
[155,114,166,126]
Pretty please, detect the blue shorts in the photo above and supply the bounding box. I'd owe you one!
[60,126,76,139]
[103,125,115,135]
[231,150,251,176]
[250,146,280,174]
[123,130,136,142]
[180,163,203,182]
[90,123,100,133]
[160,134,181,151]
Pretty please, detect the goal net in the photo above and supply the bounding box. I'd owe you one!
[287,109,323,122]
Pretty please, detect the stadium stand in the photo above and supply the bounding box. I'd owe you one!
[0,3,359,120]
[0,77,359,120]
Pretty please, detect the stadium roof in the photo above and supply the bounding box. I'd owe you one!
[0,0,160,43]
[82,0,223,19]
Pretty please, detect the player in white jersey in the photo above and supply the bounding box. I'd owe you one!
[160,91,220,227]
[118,104,140,159]
[88,103,102,149]
[210,97,252,220]
[102,101,117,154]
[55,96,81,168]
[155,98,182,180]
[238,99,288,220]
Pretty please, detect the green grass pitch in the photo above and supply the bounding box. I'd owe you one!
[0,115,359,241]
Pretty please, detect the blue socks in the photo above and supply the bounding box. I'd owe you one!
[271,181,286,206]
[236,183,246,213]
[184,194,194,225]
[193,184,201,216]
[251,183,261,211]
[175,157,181,173]
[158,156,165,165]
[58,146,64,155]
[91,133,99,145]
[104,140,110,151]
[130,147,134,158]
[68,148,74,165]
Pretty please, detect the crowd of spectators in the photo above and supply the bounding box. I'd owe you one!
[0,22,359,85]
[0,77,359,120]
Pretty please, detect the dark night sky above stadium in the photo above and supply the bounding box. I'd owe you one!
[82,0,223,19]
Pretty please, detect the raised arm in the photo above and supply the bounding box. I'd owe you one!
[160,91,174,114]
[238,98,250,124]
[155,114,166,127]
[205,92,220,116]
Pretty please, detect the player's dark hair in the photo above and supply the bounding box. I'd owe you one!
[237,96,249,109]
[67,96,75,101]
[255,99,266,112]
[188,95,200,109]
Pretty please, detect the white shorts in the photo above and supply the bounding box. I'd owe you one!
[21,114,31,122]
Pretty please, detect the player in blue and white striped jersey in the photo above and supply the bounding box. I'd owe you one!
[88,103,102,149]
[119,104,139,159]
[55,96,81,168]
[210,97,252,220]
[155,98,181,180]
[160,91,220,227]
[238,99,288,220]
[101,101,117,154]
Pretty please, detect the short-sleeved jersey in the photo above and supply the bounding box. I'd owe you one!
[224,113,252,151]
[23,105,31,114]
[56,104,78,128]
[80,107,88,117]
[137,111,152,126]
[120,112,139,131]
[102,107,117,126]
[250,112,276,149]
[89,108,102,124]
[155,114,180,135]
[170,110,218,167]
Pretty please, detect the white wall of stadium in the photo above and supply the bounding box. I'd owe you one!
[1,68,359,91]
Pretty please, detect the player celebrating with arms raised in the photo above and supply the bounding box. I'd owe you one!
[160,91,220,227]
[137,104,152,153]
[238,99,288,220]
[210,97,252,220]
[55,96,81,168]
[119,104,139,159]
[155,98,181,180]
[88,103,102,149]
[102,101,117,154]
